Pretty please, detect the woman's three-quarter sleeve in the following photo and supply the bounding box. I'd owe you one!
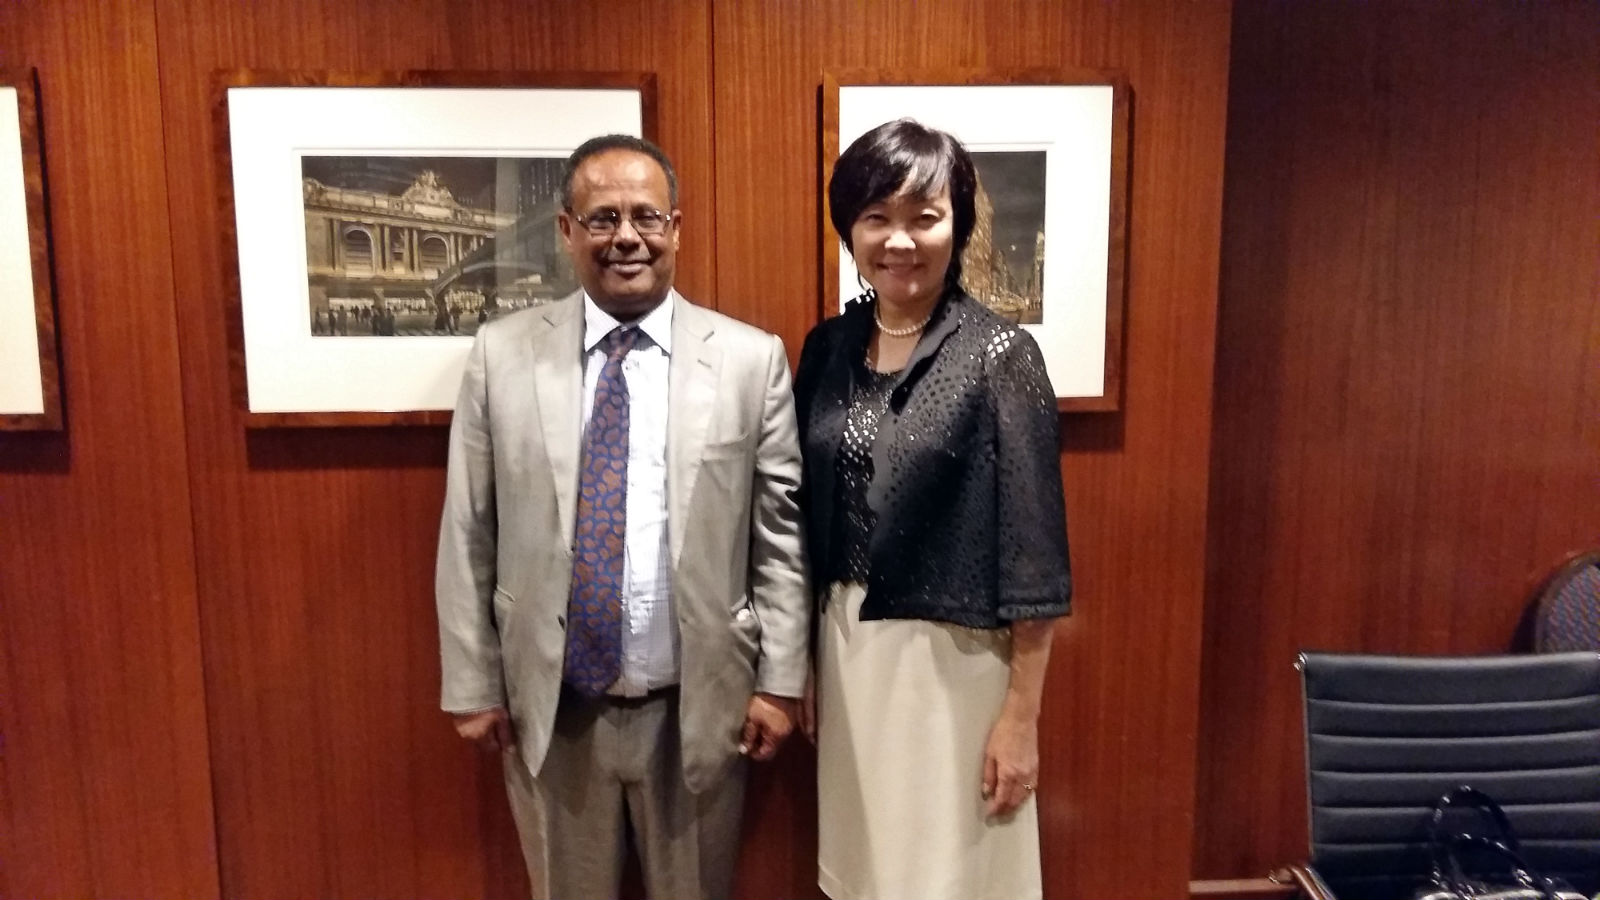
[985,327,1072,621]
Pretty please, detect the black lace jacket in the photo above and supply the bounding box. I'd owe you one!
[793,290,1072,628]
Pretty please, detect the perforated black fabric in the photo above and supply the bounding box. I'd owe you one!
[794,291,1071,628]
[833,363,897,583]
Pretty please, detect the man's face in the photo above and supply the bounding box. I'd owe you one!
[557,149,681,320]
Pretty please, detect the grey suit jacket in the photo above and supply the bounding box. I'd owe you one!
[435,291,810,791]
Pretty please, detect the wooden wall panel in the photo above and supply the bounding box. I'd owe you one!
[1195,0,1600,880]
[713,3,1233,897]
[0,2,217,897]
[150,1,714,895]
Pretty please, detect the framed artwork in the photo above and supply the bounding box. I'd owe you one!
[0,68,63,431]
[216,70,655,426]
[822,70,1130,412]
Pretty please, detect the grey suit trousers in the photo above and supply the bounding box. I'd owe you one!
[503,687,746,900]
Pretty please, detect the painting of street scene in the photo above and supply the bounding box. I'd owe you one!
[301,155,574,337]
[962,150,1046,325]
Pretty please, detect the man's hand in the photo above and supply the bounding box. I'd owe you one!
[453,706,514,754]
[740,692,798,761]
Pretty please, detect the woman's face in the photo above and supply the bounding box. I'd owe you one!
[849,184,954,308]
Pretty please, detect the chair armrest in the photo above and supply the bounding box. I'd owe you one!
[1270,865,1337,900]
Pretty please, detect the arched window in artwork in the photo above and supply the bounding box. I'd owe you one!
[342,227,374,274]
[420,234,450,273]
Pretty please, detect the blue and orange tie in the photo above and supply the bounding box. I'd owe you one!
[563,327,640,696]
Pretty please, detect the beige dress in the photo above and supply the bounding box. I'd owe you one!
[816,581,1042,900]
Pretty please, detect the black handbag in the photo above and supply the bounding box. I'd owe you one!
[1415,786,1589,900]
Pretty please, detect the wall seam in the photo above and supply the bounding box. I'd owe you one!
[144,0,226,895]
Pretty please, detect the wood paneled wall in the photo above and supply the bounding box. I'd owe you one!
[1194,0,1600,880]
[3,1,1231,896]
[0,2,217,897]
[711,3,1232,897]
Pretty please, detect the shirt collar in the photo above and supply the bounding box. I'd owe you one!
[582,291,674,355]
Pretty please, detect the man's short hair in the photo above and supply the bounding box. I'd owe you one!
[561,134,679,210]
[826,118,978,291]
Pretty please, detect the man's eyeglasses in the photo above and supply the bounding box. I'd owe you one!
[568,207,672,237]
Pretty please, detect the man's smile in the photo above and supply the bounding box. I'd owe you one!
[604,259,649,276]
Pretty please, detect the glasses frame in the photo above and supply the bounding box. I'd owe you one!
[566,206,674,238]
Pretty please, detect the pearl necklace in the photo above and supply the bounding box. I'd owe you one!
[874,306,934,337]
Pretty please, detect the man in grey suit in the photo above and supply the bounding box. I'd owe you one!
[435,135,809,899]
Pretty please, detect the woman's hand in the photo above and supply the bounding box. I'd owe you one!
[984,617,1055,817]
[982,708,1039,818]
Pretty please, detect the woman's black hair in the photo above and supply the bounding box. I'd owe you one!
[827,118,978,290]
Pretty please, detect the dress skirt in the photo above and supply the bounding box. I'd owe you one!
[816,581,1043,900]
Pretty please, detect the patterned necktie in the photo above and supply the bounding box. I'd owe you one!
[564,326,640,696]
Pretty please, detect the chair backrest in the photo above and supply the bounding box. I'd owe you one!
[1535,551,1600,652]
[1298,651,1600,900]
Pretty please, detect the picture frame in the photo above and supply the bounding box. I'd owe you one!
[0,68,63,431]
[215,70,656,427]
[822,70,1130,412]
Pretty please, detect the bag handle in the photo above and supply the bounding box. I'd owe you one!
[1427,784,1521,852]
[1435,835,1568,900]
[1424,787,1565,900]
[1437,835,1538,888]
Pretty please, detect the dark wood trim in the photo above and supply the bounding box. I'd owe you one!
[1190,876,1299,899]
[818,68,1130,413]
[819,70,843,319]
[824,66,1130,88]
[1095,70,1131,414]
[210,69,657,428]
[214,69,656,91]
[209,69,250,427]
[0,67,63,431]
[242,409,453,428]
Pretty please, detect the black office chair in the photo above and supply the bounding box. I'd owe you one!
[1276,651,1600,900]
[1534,551,1600,652]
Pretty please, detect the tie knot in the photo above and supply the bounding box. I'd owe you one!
[601,327,639,361]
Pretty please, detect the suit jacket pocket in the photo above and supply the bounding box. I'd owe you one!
[492,586,515,631]
[701,429,752,460]
[731,604,762,665]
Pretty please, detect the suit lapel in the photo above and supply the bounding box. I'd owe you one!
[667,293,721,567]
[532,293,585,543]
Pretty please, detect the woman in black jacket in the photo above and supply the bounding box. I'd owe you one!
[795,118,1072,900]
